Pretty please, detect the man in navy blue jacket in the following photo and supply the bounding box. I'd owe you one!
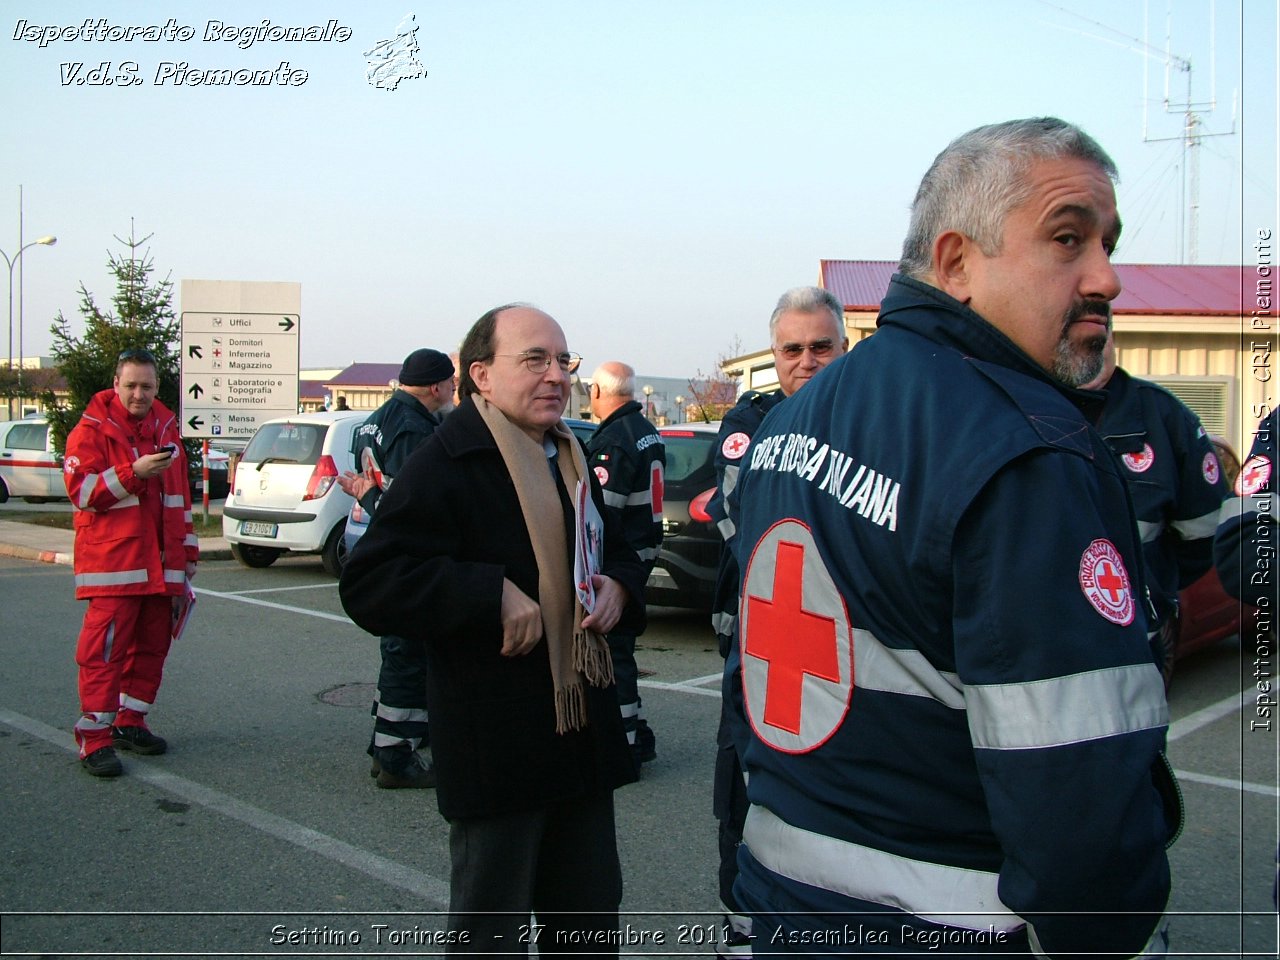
[730,118,1179,956]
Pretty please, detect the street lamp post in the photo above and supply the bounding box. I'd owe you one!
[3,234,57,419]
[642,383,654,421]
[674,394,685,423]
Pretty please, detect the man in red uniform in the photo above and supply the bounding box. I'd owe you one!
[63,348,198,777]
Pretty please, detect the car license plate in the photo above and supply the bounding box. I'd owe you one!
[241,521,278,538]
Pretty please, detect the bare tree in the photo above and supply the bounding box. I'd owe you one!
[685,335,743,422]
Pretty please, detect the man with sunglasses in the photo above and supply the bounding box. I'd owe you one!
[341,303,644,954]
[63,348,197,777]
[706,285,848,955]
[337,348,456,790]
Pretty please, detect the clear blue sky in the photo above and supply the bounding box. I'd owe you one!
[2,0,1275,378]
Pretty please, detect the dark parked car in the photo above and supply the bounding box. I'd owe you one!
[644,421,721,609]
[341,416,599,554]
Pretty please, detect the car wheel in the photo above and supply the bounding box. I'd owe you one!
[231,542,282,568]
[22,496,48,504]
[0,478,9,504]
[320,521,348,578]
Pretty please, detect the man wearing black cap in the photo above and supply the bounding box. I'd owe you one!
[338,347,456,788]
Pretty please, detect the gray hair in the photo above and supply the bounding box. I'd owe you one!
[590,362,635,399]
[768,286,845,341]
[898,117,1118,281]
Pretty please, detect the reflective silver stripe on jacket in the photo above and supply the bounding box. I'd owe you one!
[77,473,98,509]
[603,488,656,509]
[712,610,736,638]
[163,494,185,508]
[722,463,741,499]
[75,569,149,588]
[855,628,965,709]
[1171,507,1221,541]
[636,546,659,562]
[103,465,129,500]
[1219,493,1277,525]
[966,663,1168,751]
[717,516,735,540]
[374,703,429,723]
[1136,519,1161,543]
[743,804,1023,933]
[109,495,139,510]
[184,533,199,549]
[119,693,152,713]
[164,568,186,584]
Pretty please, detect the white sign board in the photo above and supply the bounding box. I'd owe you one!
[180,280,301,442]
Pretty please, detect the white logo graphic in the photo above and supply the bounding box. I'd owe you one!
[1202,451,1220,486]
[1238,454,1272,496]
[365,14,427,91]
[1121,444,1155,474]
[721,432,751,461]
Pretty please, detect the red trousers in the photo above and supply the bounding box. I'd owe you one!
[74,595,173,756]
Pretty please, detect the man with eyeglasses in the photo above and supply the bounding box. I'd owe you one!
[63,348,197,777]
[337,348,456,790]
[585,360,665,773]
[705,285,849,955]
[341,303,644,954]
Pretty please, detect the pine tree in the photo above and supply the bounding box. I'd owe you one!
[41,224,181,455]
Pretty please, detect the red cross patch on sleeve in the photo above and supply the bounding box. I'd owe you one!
[1078,539,1135,626]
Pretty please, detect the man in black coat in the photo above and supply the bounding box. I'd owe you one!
[341,303,644,956]
[338,348,456,788]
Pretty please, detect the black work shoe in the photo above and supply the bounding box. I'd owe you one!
[376,752,437,789]
[369,757,381,778]
[112,725,167,755]
[82,746,123,777]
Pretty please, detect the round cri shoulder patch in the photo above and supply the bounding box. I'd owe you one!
[740,519,853,754]
[1202,451,1220,486]
[1121,444,1155,474]
[1238,454,1272,496]
[63,456,79,474]
[1078,539,1135,626]
[593,465,609,487]
[721,432,751,461]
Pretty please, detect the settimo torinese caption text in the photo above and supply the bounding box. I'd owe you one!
[13,17,354,86]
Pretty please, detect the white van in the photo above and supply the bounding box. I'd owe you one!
[221,411,364,576]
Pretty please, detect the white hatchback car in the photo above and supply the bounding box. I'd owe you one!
[0,416,65,503]
[222,411,365,576]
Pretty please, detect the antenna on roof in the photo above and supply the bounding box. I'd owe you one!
[1039,0,1238,264]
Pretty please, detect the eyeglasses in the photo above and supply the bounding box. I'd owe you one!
[496,350,582,374]
[775,339,835,360]
[117,348,158,365]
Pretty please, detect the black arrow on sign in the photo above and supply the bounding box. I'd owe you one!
[187,416,204,431]
[279,317,296,332]
[188,344,203,359]
[188,383,204,399]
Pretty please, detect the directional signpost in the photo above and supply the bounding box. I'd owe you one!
[179,280,301,443]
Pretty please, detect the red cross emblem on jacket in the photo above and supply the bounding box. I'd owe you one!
[740,519,853,753]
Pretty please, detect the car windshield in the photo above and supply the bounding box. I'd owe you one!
[660,431,717,486]
[243,423,327,465]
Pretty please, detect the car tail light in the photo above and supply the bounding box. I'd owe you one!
[689,487,716,523]
[228,458,238,490]
[304,455,339,500]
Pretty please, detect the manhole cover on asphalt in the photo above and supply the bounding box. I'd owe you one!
[319,682,377,707]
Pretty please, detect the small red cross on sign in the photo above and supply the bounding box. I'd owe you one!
[741,519,852,752]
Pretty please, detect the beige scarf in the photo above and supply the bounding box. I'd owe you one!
[475,396,614,732]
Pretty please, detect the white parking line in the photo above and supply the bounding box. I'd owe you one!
[1168,686,1248,742]
[1172,768,1279,798]
[229,582,342,596]
[0,707,450,907]
[195,586,353,624]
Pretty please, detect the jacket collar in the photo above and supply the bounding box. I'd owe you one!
[390,388,442,426]
[595,399,643,432]
[434,395,498,458]
[1090,367,1146,441]
[878,273,1106,423]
